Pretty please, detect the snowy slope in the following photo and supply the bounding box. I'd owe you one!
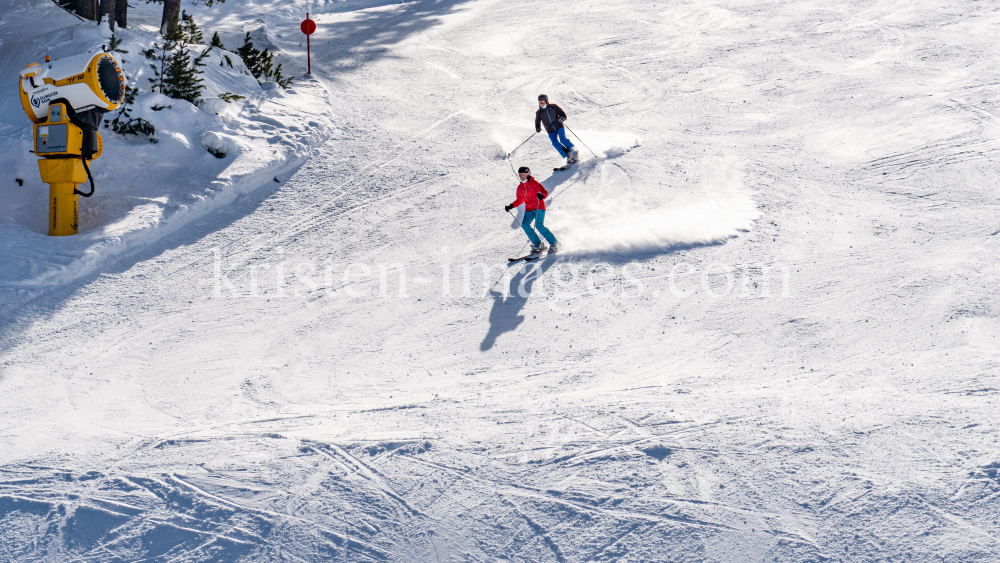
[2,0,1000,561]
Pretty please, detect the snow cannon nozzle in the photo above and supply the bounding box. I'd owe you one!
[19,52,124,124]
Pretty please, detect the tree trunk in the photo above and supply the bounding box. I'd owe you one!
[160,0,181,35]
[114,0,127,29]
[57,0,102,21]
[99,0,115,31]
[70,0,99,21]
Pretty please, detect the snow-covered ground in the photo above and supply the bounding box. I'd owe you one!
[2,0,1000,560]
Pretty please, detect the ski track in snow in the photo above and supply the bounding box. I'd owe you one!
[2,0,1000,561]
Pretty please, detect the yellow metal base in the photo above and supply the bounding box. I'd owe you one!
[47,182,78,236]
[38,159,86,237]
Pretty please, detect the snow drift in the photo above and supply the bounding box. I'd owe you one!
[537,155,757,256]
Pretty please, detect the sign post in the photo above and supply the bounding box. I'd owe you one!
[301,14,316,75]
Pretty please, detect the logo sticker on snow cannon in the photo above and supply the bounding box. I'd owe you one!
[29,86,59,109]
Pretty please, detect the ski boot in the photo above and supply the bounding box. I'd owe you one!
[569,149,579,164]
[547,242,559,254]
[531,243,548,255]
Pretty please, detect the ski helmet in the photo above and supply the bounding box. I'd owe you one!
[518,166,530,174]
[538,94,548,102]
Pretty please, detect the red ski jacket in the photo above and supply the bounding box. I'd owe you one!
[510,177,549,212]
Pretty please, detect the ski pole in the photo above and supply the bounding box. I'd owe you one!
[506,158,521,180]
[508,209,526,231]
[505,134,535,179]
[485,213,528,293]
[506,132,536,159]
[564,125,598,159]
[489,218,531,292]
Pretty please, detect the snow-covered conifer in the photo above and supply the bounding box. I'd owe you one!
[149,13,212,105]
[107,85,157,142]
[210,31,225,50]
[235,32,294,88]
[180,10,204,44]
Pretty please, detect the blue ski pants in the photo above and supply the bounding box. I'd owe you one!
[522,210,558,246]
[548,127,575,158]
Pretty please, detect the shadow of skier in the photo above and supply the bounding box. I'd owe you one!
[480,257,557,351]
[541,158,601,202]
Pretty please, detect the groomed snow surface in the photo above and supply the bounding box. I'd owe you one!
[2,0,999,561]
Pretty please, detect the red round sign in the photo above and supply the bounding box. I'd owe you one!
[301,18,316,35]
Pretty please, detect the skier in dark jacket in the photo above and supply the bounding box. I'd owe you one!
[534,94,578,167]
[505,166,558,254]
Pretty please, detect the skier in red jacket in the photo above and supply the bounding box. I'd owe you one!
[504,166,559,254]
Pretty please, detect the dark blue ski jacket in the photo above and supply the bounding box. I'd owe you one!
[535,104,567,134]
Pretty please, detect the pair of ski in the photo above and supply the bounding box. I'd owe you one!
[554,156,581,171]
[509,250,551,263]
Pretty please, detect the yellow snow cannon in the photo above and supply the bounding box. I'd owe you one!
[19,52,124,236]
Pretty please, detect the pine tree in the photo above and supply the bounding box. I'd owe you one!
[235,32,264,77]
[108,84,157,142]
[271,62,294,89]
[218,92,245,103]
[236,32,294,88]
[209,32,233,67]
[149,13,212,105]
[180,10,204,44]
[148,16,180,95]
[109,33,129,58]
[162,44,204,103]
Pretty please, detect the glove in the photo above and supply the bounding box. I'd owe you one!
[504,204,513,212]
[536,193,544,200]
[536,128,541,133]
